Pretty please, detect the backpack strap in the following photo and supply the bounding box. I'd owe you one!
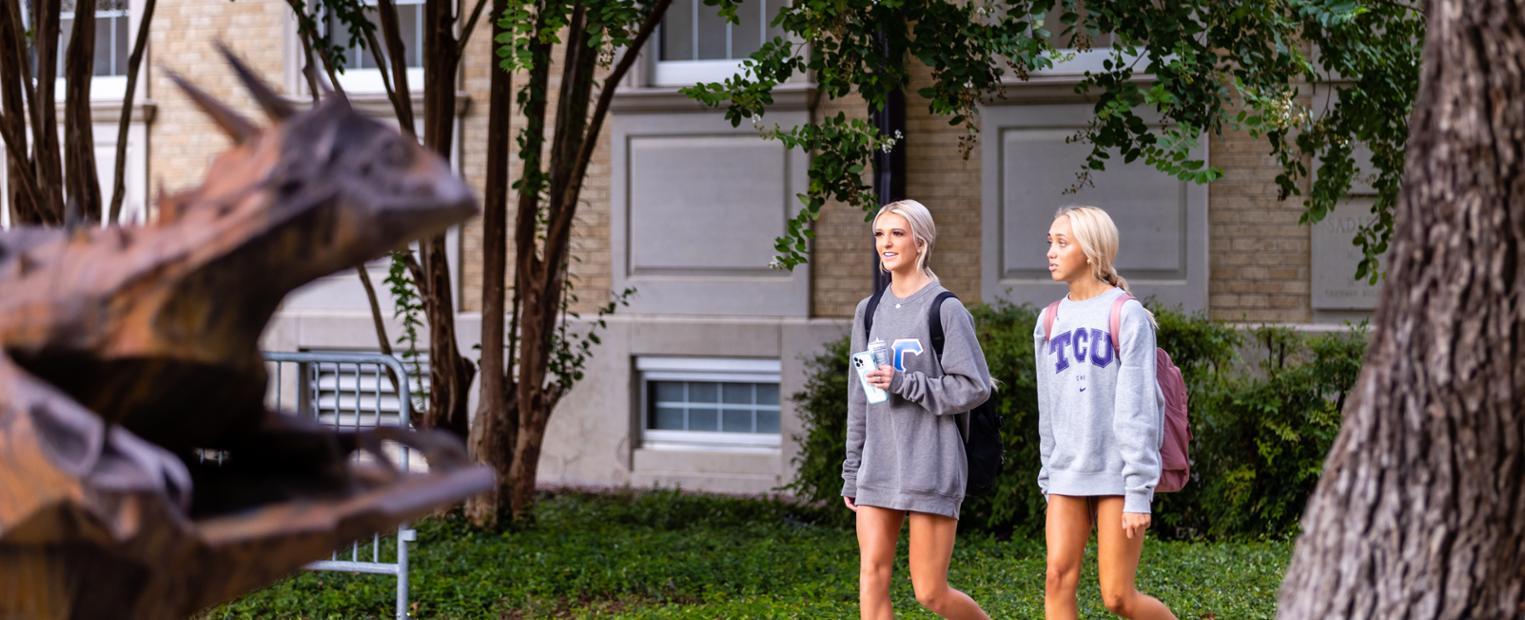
[1042,299,1063,342]
[928,291,958,358]
[863,289,885,341]
[927,290,971,440]
[1108,293,1135,353]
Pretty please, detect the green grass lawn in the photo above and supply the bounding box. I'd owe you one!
[206,490,1290,619]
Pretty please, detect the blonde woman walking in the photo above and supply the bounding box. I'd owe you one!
[1037,206,1175,619]
[842,200,994,620]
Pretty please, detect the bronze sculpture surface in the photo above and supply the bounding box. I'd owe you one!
[0,47,491,618]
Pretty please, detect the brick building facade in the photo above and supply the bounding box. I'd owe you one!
[17,0,1375,495]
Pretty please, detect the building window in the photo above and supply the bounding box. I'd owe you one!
[979,103,1208,310]
[638,357,781,449]
[21,0,136,99]
[61,0,131,77]
[323,0,424,93]
[1032,1,1121,77]
[653,0,783,86]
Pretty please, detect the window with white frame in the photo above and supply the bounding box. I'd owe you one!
[323,0,425,93]
[639,357,781,449]
[1033,0,1121,77]
[22,0,135,99]
[0,119,150,227]
[653,0,783,86]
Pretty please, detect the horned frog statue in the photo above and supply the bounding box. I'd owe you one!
[0,47,491,618]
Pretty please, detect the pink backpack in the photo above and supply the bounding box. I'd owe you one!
[1043,294,1191,493]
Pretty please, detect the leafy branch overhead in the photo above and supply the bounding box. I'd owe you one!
[684,0,1421,281]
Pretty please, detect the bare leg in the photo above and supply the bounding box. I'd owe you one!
[907,511,990,619]
[1095,497,1177,619]
[856,505,904,620]
[1045,495,1091,620]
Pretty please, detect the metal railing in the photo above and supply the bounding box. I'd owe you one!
[263,351,423,620]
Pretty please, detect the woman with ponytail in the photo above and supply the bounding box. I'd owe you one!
[842,200,994,619]
[1035,206,1174,619]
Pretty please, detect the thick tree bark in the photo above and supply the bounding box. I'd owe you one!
[31,0,66,226]
[63,0,102,224]
[416,0,474,438]
[1278,2,1525,617]
[0,2,43,225]
[466,0,515,529]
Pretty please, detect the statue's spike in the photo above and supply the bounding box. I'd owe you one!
[304,62,336,99]
[216,42,296,120]
[165,70,259,144]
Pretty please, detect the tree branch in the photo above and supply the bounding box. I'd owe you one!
[355,263,405,395]
[545,5,592,205]
[376,0,417,135]
[0,112,42,224]
[107,0,156,224]
[0,1,42,224]
[456,0,490,57]
[543,0,671,291]
[286,0,348,100]
[512,6,556,290]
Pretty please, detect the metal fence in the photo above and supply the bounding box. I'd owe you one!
[263,351,426,620]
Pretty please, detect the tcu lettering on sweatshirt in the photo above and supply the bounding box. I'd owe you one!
[840,283,993,519]
[1033,287,1165,514]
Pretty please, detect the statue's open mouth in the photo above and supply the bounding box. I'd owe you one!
[0,44,490,618]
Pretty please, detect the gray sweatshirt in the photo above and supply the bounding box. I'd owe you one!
[1034,287,1165,514]
[841,283,993,519]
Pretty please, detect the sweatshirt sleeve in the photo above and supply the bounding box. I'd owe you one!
[889,297,992,415]
[841,299,869,498]
[1034,315,1053,497]
[1113,300,1163,514]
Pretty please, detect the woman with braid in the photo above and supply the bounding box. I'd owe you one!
[1036,206,1175,620]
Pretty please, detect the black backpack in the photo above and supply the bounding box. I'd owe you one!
[863,290,1004,496]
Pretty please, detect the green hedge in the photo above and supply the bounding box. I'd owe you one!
[784,302,1366,540]
[210,490,1292,618]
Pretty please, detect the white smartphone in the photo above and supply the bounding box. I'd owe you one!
[852,351,889,404]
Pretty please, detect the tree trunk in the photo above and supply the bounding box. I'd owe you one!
[0,2,42,225]
[63,0,101,224]
[497,0,668,524]
[1278,2,1525,617]
[466,0,515,529]
[416,0,473,438]
[506,408,551,520]
[30,0,66,226]
[509,277,550,522]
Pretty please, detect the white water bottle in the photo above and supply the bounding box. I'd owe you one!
[867,338,891,370]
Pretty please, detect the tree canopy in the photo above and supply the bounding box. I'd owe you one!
[686,0,1422,282]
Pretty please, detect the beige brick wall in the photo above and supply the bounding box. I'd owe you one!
[904,63,982,306]
[809,61,984,319]
[456,13,493,315]
[150,0,291,198]
[808,93,874,318]
[1206,126,1313,323]
[142,1,611,317]
[144,4,1317,324]
[457,36,614,316]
